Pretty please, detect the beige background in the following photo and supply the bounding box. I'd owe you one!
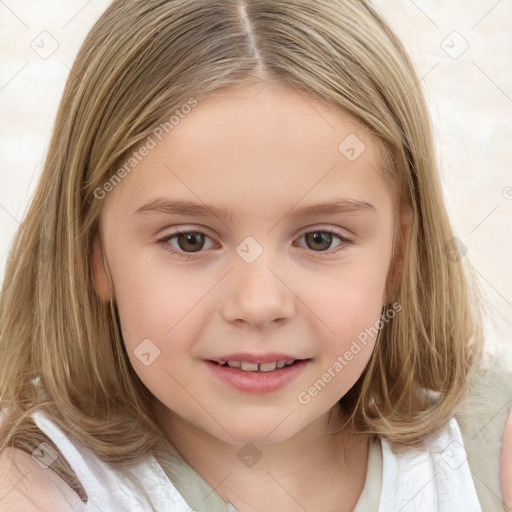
[0,1,511,363]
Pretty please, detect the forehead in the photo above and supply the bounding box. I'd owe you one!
[103,82,394,223]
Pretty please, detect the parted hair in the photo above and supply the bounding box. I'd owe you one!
[0,0,484,500]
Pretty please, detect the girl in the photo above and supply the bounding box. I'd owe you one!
[0,1,511,511]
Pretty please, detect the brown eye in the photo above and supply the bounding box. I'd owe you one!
[304,232,334,251]
[157,229,214,258]
[175,232,206,253]
[297,229,354,255]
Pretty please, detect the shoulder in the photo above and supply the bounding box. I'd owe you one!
[0,446,86,511]
[454,348,512,510]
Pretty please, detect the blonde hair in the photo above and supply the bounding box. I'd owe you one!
[0,0,484,501]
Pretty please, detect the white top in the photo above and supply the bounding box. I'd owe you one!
[31,410,482,511]
[379,417,482,511]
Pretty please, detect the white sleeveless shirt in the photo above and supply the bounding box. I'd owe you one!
[31,410,482,511]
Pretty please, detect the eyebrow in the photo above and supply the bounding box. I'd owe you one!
[133,197,376,221]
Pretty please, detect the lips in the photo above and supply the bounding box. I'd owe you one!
[215,360,296,372]
[208,352,305,373]
[205,360,309,393]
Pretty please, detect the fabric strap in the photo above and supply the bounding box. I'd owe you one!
[31,410,193,512]
[379,417,482,511]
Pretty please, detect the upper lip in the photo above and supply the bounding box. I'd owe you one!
[208,352,306,363]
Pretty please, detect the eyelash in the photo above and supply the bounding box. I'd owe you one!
[156,228,354,259]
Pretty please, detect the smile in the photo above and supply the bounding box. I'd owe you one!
[214,359,297,372]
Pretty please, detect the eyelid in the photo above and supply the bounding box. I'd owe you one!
[157,223,353,240]
[298,223,353,239]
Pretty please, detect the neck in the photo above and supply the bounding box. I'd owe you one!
[155,403,371,512]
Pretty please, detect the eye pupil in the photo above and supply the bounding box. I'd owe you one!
[305,232,333,251]
[178,232,205,252]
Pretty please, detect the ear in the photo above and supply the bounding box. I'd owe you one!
[384,204,413,305]
[91,231,113,303]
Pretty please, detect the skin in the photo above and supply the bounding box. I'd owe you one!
[91,80,410,511]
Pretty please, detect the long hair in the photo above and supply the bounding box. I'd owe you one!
[0,0,484,488]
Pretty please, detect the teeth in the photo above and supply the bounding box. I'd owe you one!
[240,361,259,371]
[259,361,277,372]
[218,359,296,371]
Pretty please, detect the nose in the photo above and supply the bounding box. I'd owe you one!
[220,251,296,328]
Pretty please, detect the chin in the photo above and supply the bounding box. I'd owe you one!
[209,413,305,446]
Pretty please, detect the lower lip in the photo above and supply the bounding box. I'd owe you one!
[204,360,310,394]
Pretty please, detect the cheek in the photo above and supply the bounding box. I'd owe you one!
[108,236,196,334]
[309,255,389,335]
[106,243,206,385]
[302,250,391,391]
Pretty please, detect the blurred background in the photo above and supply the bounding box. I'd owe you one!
[0,0,511,364]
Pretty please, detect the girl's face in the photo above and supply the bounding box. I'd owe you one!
[93,82,400,445]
